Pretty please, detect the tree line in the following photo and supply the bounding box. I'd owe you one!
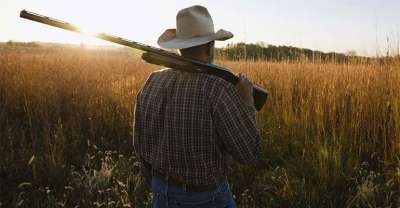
[215,42,372,64]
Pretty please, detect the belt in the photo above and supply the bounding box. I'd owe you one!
[141,160,226,192]
[152,168,226,192]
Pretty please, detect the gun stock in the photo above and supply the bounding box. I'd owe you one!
[20,10,268,111]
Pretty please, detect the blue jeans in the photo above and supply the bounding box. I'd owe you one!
[151,176,236,208]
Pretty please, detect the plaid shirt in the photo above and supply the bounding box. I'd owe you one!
[133,68,261,185]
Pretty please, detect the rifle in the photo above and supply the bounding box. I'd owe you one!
[20,10,268,111]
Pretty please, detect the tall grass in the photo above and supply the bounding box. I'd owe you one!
[0,45,399,207]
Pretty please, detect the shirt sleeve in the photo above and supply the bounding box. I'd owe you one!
[211,79,262,164]
[133,86,143,155]
[133,72,154,157]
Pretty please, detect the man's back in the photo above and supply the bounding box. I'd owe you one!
[134,68,261,186]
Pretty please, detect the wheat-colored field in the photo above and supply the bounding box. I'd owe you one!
[0,45,399,207]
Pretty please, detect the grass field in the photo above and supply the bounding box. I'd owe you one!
[0,44,399,207]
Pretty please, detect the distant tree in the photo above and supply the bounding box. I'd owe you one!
[255,41,268,48]
[215,43,369,63]
[5,41,38,47]
[346,50,357,56]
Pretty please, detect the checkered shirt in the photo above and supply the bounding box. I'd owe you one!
[133,68,261,185]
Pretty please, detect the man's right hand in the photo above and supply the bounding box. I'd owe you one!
[235,73,254,107]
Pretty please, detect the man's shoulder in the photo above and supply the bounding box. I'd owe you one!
[149,68,180,80]
[149,68,173,77]
[143,68,175,84]
[151,68,231,86]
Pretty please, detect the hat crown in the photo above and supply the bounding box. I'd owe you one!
[176,5,215,39]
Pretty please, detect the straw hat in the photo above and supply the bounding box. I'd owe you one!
[157,5,233,49]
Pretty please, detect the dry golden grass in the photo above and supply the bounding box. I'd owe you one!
[0,45,399,207]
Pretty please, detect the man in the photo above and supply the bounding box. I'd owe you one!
[133,5,262,207]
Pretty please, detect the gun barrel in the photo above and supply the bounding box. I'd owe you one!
[20,11,206,67]
[20,10,169,54]
[20,10,81,32]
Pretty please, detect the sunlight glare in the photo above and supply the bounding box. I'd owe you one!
[67,18,111,46]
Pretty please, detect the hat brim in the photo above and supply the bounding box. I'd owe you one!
[157,29,233,49]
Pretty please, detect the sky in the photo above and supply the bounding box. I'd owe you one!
[1,0,399,56]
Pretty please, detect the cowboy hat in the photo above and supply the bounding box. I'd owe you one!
[157,5,233,49]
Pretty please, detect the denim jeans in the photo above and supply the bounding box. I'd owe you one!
[151,175,236,208]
